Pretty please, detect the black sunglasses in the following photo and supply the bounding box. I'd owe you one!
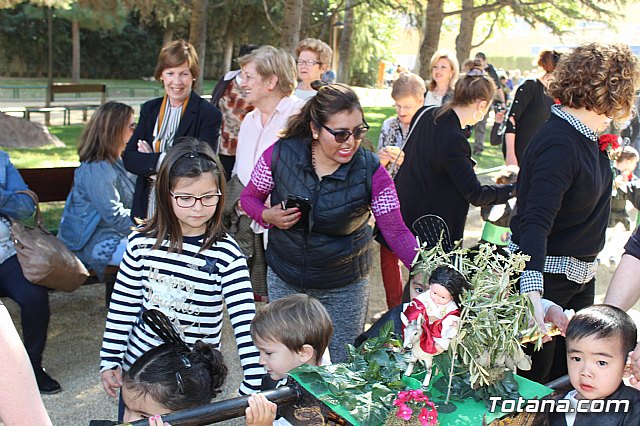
[321,122,370,143]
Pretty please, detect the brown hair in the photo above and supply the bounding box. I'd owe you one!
[154,40,200,82]
[428,49,460,91]
[280,82,364,140]
[537,50,562,73]
[251,294,333,365]
[139,139,226,253]
[78,101,133,163]
[548,43,640,122]
[435,61,495,120]
[392,72,427,100]
[238,45,298,96]
[295,38,332,68]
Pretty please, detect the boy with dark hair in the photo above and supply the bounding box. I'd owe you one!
[547,304,640,425]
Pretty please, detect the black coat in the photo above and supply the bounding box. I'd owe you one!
[394,106,511,244]
[123,91,222,220]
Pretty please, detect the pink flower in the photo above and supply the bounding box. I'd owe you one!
[396,403,413,421]
[393,390,410,406]
[418,406,439,426]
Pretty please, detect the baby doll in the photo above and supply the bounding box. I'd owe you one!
[401,265,471,386]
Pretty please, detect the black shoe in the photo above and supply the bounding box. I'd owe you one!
[35,367,61,394]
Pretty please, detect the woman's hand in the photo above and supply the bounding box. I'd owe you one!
[262,205,301,229]
[100,367,123,398]
[377,148,391,167]
[245,394,276,426]
[544,305,569,336]
[147,415,170,426]
[137,140,153,153]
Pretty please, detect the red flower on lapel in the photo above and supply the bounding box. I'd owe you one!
[598,134,620,152]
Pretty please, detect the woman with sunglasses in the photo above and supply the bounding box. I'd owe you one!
[392,62,514,249]
[240,82,418,362]
[58,101,136,283]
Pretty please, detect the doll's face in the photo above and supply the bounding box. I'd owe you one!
[429,283,453,306]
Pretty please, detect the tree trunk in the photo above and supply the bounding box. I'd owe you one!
[188,0,209,94]
[222,31,233,74]
[337,0,354,83]
[418,0,444,79]
[71,18,80,82]
[455,0,477,66]
[299,0,312,40]
[280,0,303,53]
[162,26,173,46]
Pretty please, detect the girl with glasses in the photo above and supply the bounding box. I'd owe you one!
[100,140,263,421]
[59,101,136,291]
[240,82,418,363]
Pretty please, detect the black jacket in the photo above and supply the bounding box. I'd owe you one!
[511,114,612,272]
[123,91,222,220]
[267,136,377,290]
[394,106,511,244]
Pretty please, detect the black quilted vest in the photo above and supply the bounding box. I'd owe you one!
[267,136,377,289]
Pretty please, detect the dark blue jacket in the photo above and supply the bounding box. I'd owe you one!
[123,91,221,220]
[267,136,377,289]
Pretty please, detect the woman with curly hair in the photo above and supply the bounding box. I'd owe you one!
[510,43,640,384]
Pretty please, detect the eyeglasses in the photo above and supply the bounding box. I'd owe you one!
[170,191,222,208]
[297,60,321,67]
[322,123,370,143]
[235,72,257,86]
[394,104,419,112]
[128,123,137,130]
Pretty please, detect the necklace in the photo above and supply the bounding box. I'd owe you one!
[311,140,317,174]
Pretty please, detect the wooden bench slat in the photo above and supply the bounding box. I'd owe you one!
[18,167,75,202]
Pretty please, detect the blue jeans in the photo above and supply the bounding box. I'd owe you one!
[0,255,50,368]
[267,267,369,363]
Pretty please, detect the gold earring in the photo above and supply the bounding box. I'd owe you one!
[473,110,485,122]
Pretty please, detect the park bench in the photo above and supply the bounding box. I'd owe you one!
[49,83,106,124]
[17,166,118,305]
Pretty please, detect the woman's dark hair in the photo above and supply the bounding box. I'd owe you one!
[566,304,637,358]
[77,101,134,163]
[139,138,226,253]
[435,60,496,121]
[280,81,364,140]
[123,341,227,412]
[428,265,471,304]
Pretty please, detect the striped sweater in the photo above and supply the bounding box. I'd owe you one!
[99,231,264,394]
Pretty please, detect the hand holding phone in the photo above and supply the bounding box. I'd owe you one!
[285,195,311,231]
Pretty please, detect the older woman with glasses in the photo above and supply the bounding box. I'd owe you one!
[294,38,333,100]
[58,101,136,281]
[240,83,418,362]
[123,40,222,221]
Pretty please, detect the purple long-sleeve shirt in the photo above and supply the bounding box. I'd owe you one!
[240,144,418,268]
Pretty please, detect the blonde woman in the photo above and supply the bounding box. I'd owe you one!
[425,49,459,107]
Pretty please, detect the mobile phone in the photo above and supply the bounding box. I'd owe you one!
[285,195,311,231]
